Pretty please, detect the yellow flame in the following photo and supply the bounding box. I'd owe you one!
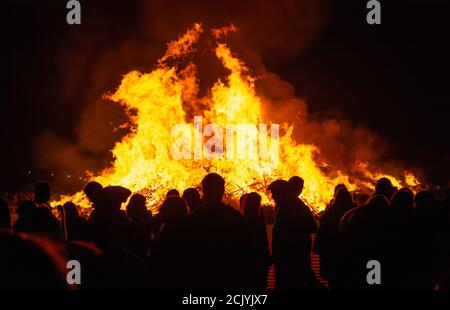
[404,171,420,187]
[52,24,421,213]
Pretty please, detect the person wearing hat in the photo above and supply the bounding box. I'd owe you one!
[85,186,135,250]
[83,181,103,208]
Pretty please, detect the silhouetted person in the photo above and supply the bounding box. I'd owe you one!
[86,186,135,250]
[239,193,249,210]
[84,181,103,208]
[314,187,355,288]
[328,183,347,206]
[66,240,101,290]
[0,198,10,230]
[13,200,36,232]
[14,201,61,240]
[288,176,304,198]
[288,176,319,288]
[154,190,180,235]
[241,192,271,289]
[415,191,439,233]
[62,202,87,241]
[182,188,202,214]
[186,173,253,289]
[166,189,180,198]
[414,191,443,288]
[159,196,189,224]
[374,177,396,199]
[151,196,190,288]
[0,231,68,289]
[388,188,424,288]
[270,179,317,289]
[334,184,347,196]
[34,181,52,209]
[92,245,151,289]
[126,194,154,257]
[340,194,391,289]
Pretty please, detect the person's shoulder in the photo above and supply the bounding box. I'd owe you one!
[221,204,245,219]
[343,205,360,218]
[340,205,362,228]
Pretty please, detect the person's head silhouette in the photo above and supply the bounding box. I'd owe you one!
[375,178,394,199]
[182,188,201,212]
[288,176,304,198]
[334,187,353,209]
[126,194,148,221]
[334,184,347,197]
[166,189,180,198]
[268,179,290,205]
[159,196,189,224]
[414,191,435,210]
[63,202,79,219]
[84,181,103,205]
[391,188,414,212]
[94,186,131,214]
[16,200,36,219]
[201,173,225,205]
[34,182,51,205]
[241,192,262,218]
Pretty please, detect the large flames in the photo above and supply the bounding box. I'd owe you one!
[53,24,420,213]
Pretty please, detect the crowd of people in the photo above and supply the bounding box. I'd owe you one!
[0,173,449,290]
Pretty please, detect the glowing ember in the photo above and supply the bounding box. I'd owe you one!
[53,23,421,213]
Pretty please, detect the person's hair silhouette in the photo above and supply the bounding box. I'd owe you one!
[288,176,304,198]
[182,188,202,213]
[241,192,262,218]
[126,194,148,221]
[334,184,347,196]
[375,178,395,199]
[391,188,414,211]
[201,173,225,204]
[63,202,79,219]
[84,181,103,205]
[160,196,189,224]
[268,179,290,205]
[166,189,180,198]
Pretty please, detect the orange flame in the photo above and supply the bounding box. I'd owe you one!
[53,24,421,213]
[211,24,238,39]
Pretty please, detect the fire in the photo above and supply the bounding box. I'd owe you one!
[404,171,420,187]
[355,161,420,192]
[53,23,421,213]
[211,24,238,39]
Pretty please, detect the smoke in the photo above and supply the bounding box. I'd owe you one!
[256,71,389,173]
[35,0,407,192]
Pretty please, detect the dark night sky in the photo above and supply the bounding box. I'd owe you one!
[2,0,450,193]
